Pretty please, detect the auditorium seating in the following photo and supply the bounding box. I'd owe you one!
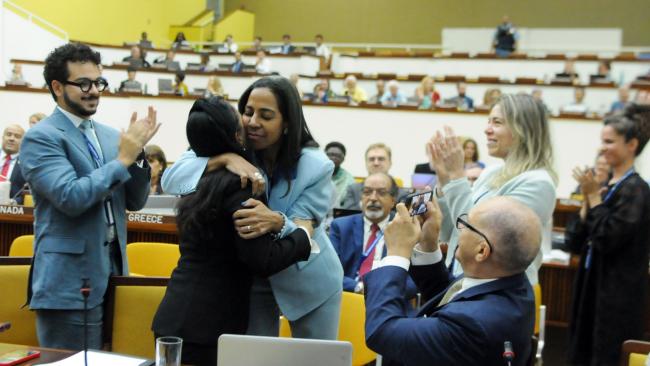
[279,292,376,366]
[620,340,650,366]
[0,257,37,346]
[126,242,180,277]
[8,235,34,257]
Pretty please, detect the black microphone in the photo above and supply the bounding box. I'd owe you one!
[503,341,515,366]
[80,279,91,366]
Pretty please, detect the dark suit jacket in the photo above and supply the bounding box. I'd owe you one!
[281,45,296,54]
[10,159,26,204]
[364,262,535,366]
[231,61,245,73]
[329,213,417,297]
[152,171,311,344]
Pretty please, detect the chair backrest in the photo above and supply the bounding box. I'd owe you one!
[126,242,180,277]
[0,257,37,345]
[533,283,542,335]
[279,292,376,366]
[8,235,34,257]
[620,340,650,366]
[105,276,169,358]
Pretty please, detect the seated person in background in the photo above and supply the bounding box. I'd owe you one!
[492,15,518,57]
[198,53,215,72]
[28,113,47,128]
[1,124,26,203]
[592,60,612,82]
[255,50,272,74]
[138,31,153,48]
[281,34,295,54]
[462,138,485,185]
[154,50,180,71]
[7,63,28,85]
[556,59,580,83]
[230,51,245,73]
[118,67,143,93]
[173,71,189,96]
[480,88,502,109]
[340,143,409,210]
[312,79,335,103]
[314,34,331,60]
[364,197,540,365]
[380,80,407,107]
[532,88,552,115]
[562,86,589,114]
[415,76,440,110]
[289,73,303,98]
[249,36,264,52]
[444,82,474,111]
[221,34,238,53]
[368,79,386,104]
[325,141,355,206]
[204,76,224,98]
[122,45,149,68]
[342,75,368,105]
[331,172,417,297]
[171,31,190,50]
[610,86,630,114]
[145,144,167,195]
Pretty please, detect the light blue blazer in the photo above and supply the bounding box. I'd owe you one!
[20,108,150,310]
[162,147,343,320]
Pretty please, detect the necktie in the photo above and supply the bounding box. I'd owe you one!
[438,279,464,307]
[0,154,11,182]
[79,120,103,165]
[358,223,380,278]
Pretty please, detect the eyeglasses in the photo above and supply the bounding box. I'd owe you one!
[362,188,391,197]
[456,213,494,253]
[63,77,109,93]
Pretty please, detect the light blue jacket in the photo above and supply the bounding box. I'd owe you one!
[162,147,343,320]
[439,164,556,285]
[20,108,151,310]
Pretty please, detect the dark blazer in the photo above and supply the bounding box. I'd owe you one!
[329,213,417,297]
[281,44,296,54]
[9,159,26,204]
[231,61,245,73]
[152,171,311,344]
[364,262,535,366]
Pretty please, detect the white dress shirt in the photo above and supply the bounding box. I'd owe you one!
[256,58,272,74]
[315,44,331,60]
[0,152,18,180]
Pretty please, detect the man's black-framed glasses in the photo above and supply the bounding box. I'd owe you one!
[63,77,109,93]
[456,213,494,253]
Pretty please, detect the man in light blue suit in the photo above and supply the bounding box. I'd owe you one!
[20,43,160,350]
[364,197,539,366]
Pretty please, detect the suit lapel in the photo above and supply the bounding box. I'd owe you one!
[51,108,94,165]
[352,214,364,262]
[417,276,464,317]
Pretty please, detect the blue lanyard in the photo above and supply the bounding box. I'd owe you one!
[602,169,634,203]
[81,131,103,167]
[362,231,384,259]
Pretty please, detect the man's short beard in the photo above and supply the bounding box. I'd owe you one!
[63,90,98,118]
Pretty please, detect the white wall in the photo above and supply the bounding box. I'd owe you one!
[2,88,648,198]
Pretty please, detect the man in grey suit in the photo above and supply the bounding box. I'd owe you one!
[20,43,160,350]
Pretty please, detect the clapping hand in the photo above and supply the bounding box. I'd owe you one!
[572,165,604,208]
[427,126,465,188]
[118,106,161,166]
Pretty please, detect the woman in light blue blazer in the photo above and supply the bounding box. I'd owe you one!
[428,94,557,285]
[162,76,343,339]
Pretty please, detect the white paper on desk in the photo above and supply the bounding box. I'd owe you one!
[38,350,149,366]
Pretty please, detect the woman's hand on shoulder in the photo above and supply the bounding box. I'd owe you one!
[233,198,285,239]
[208,153,266,195]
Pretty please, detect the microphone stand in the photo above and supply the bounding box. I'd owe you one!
[80,279,91,366]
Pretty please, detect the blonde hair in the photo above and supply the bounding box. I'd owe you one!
[490,94,557,188]
[418,76,434,93]
[207,76,224,96]
[365,142,392,161]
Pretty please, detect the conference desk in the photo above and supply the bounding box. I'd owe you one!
[0,342,73,365]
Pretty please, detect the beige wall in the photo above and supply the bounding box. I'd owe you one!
[225,0,650,46]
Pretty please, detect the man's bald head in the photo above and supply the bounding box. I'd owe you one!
[2,124,25,155]
[470,197,541,275]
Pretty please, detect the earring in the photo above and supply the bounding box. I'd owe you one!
[283,128,288,135]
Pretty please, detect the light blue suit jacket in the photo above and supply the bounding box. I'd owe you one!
[162,147,343,320]
[20,108,150,310]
